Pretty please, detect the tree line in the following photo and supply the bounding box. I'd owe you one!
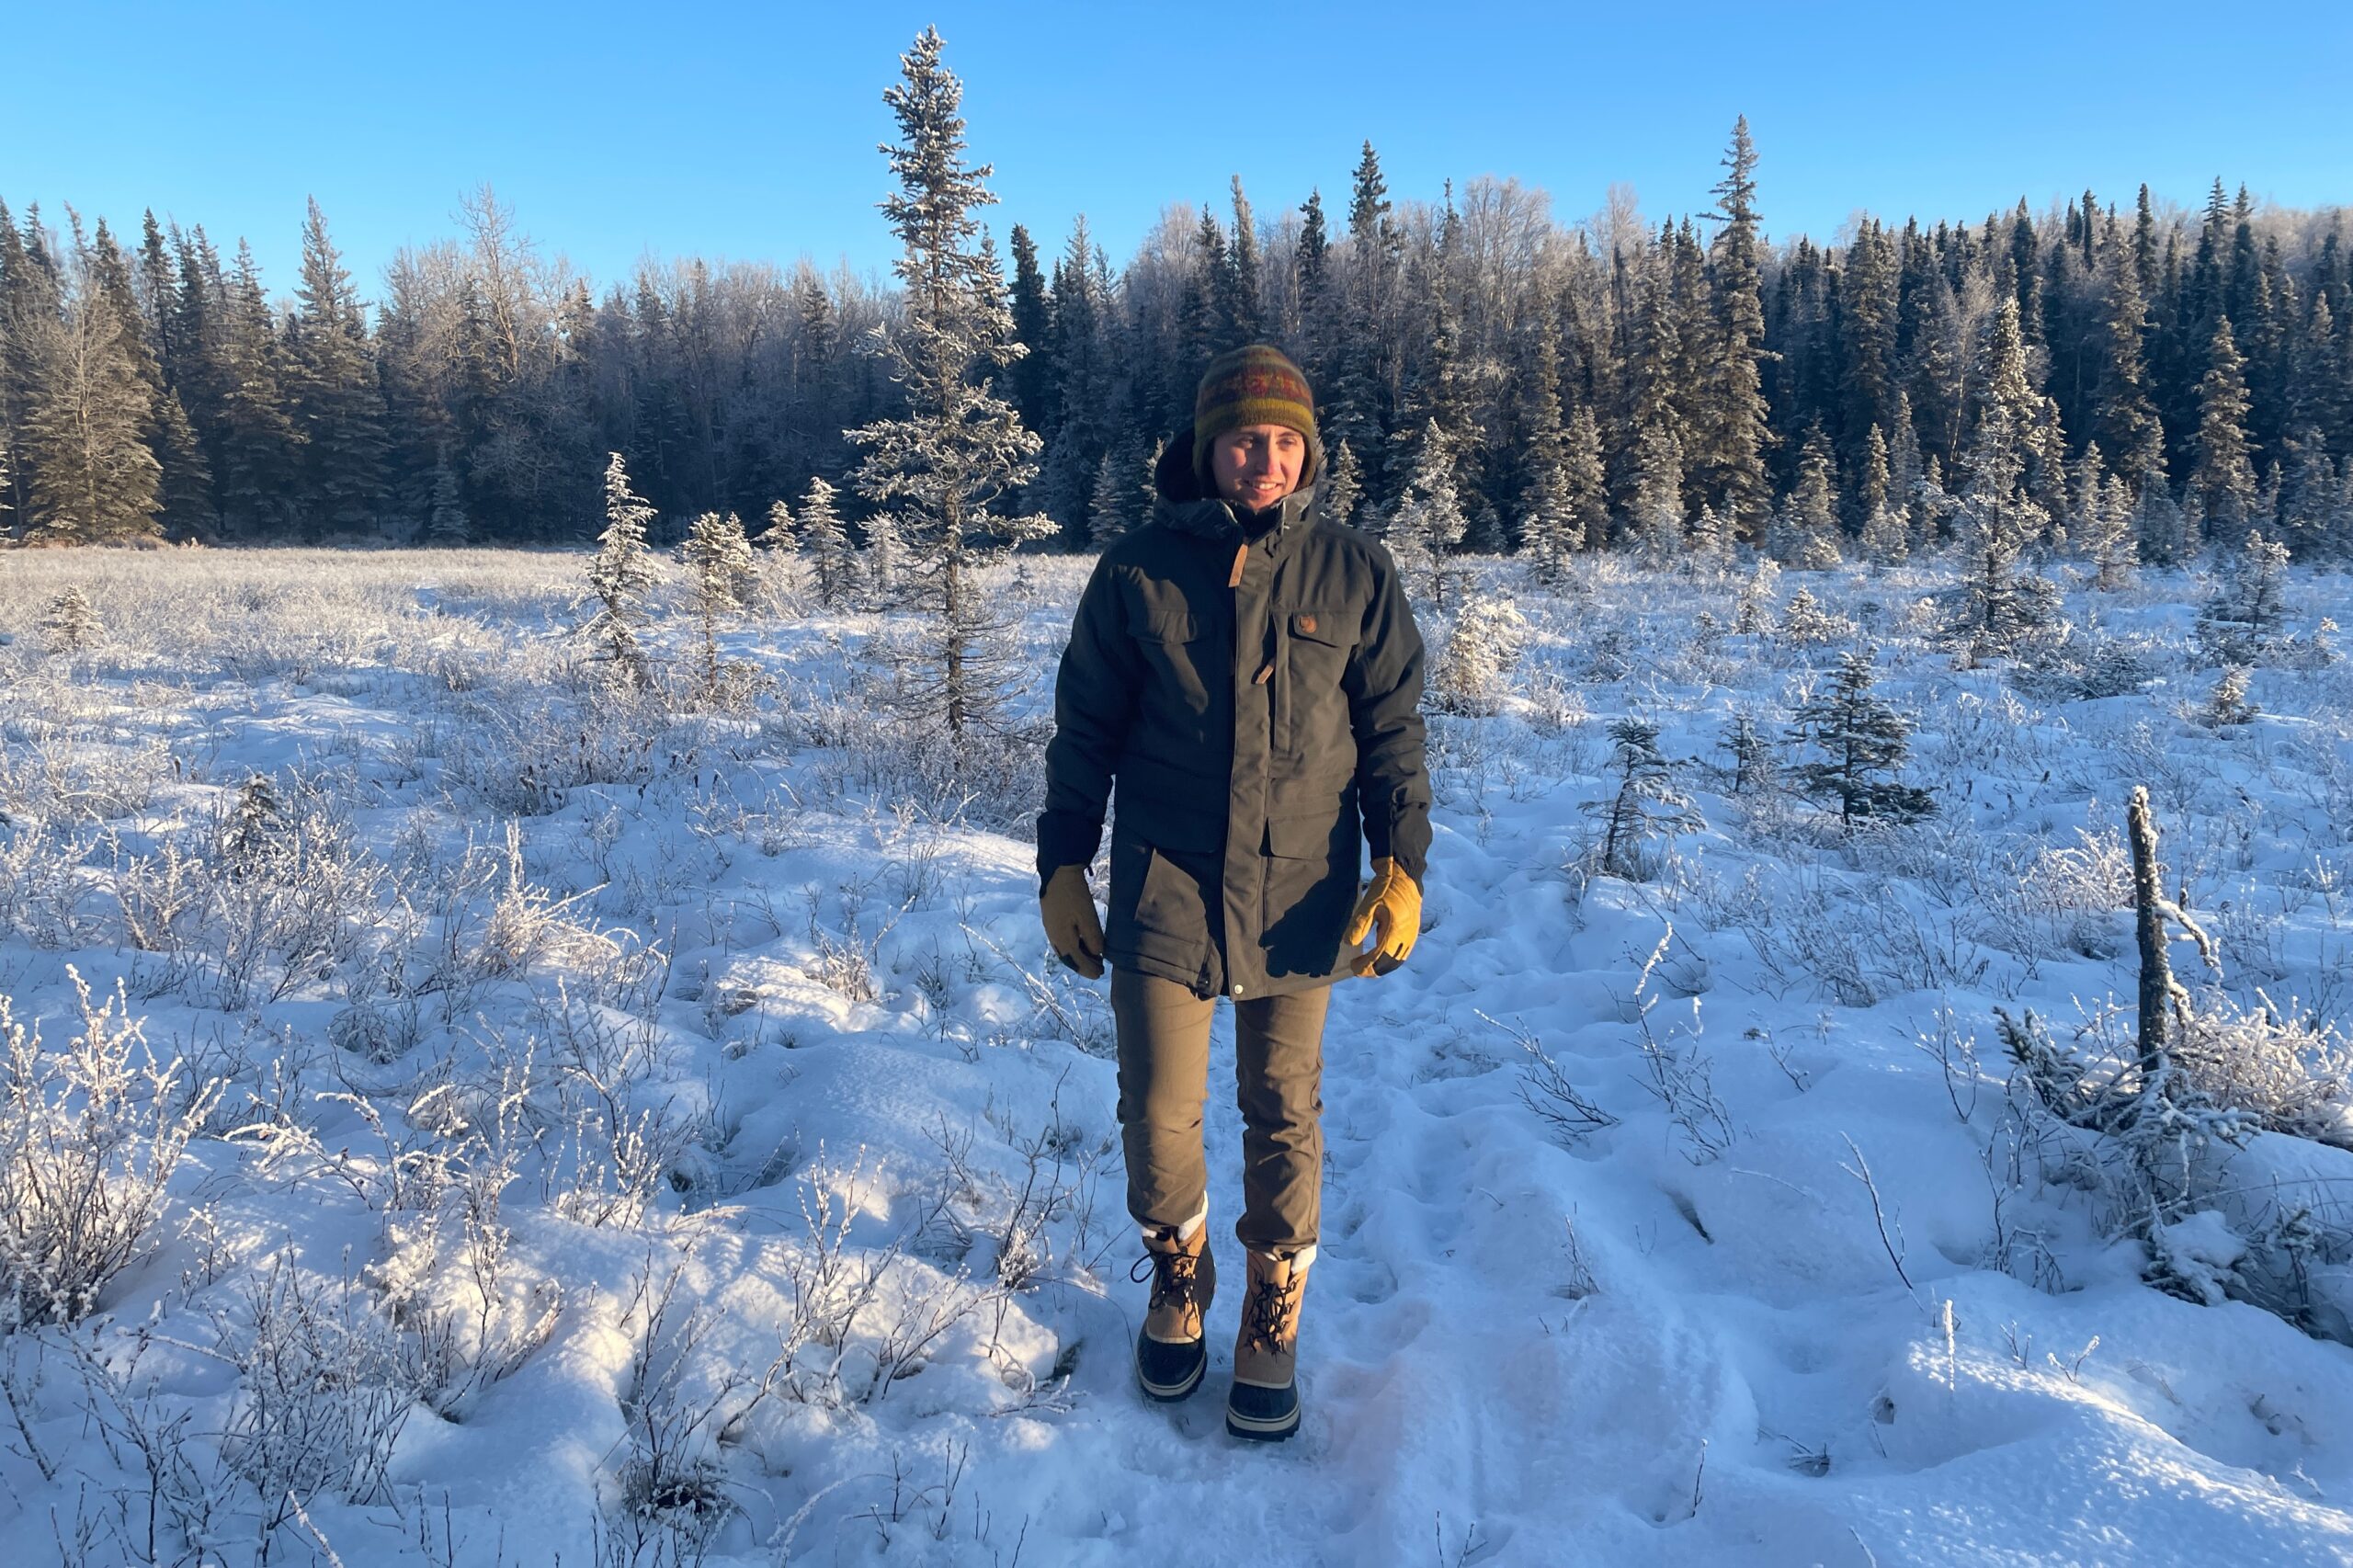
[3,109,2349,568]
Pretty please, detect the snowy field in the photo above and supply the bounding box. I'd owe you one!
[4,545,2353,1568]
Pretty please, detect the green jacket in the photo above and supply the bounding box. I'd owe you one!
[1038,426,1431,1001]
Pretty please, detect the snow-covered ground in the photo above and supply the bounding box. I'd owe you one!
[2,545,2351,1567]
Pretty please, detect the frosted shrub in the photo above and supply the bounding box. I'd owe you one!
[0,971,222,1327]
[1778,585,1852,646]
[213,1252,415,1507]
[2174,991,2353,1149]
[43,585,100,652]
[1432,596,1529,716]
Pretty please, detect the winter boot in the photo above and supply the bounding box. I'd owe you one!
[1226,1246,1312,1440]
[1131,1213,1216,1402]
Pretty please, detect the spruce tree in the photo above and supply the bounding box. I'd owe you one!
[2192,315,2258,535]
[798,474,852,608]
[287,199,388,537]
[1086,449,1129,546]
[212,240,301,537]
[1787,649,1935,825]
[1858,424,1909,563]
[847,27,1053,744]
[1780,426,1843,568]
[1586,718,1699,879]
[1562,404,1610,559]
[1692,117,1774,538]
[1321,437,1363,528]
[1949,300,2059,651]
[1221,176,1263,344]
[426,448,470,545]
[682,509,756,699]
[1629,421,1686,570]
[1005,223,1052,433]
[1386,417,1468,603]
[583,451,659,687]
[89,218,210,539]
[2096,233,2167,491]
[21,224,162,542]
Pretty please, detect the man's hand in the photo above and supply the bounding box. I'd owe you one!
[1342,857,1420,978]
[1040,864,1106,978]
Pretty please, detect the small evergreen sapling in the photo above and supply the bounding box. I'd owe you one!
[1433,595,1529,716]
[1779,585,1852,646]
[2202,665,2256,727]
[43,585,100,652]
[1086,449,1129,547]
[582,452,659,687]
[797,477,852,608]
[1722,713,1771,794]
[1586,718,1700,879]
[1786,649,1934,824]
[2197,529,2290,664]
[682,510,757,701]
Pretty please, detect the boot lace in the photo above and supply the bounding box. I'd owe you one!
[1242,1267,1301,1355]
[1131,1242,1201,1315]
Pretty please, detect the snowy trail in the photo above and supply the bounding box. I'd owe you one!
[9,553,2353,1567]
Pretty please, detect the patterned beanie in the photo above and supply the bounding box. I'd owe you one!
[1192,344,1319,489]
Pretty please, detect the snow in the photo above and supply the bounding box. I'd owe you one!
[2,545,2352,1566]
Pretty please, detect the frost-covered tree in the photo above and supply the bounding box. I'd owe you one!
[1586,718,1699,878]
[286,199,387,537]
[425,448,469,544]
[1086,449,1129,547]
[2197,529,2291,663]
[756,496,794,552]
[1685,502,1735,575]
[1778,427,1843,568]
[1386,417,1469,603]
[1321,437,1363,529]
[1722,712,1771,794]
[1691,117,1774,538]
[798,476,852,608]
[43,585,99,652]
[683,509,756,699]
[2078,447,2140,591]
[1432,595,1529,716]
[1948,301,2060,653]
[582,451,659,687]
[20,228,160,543]
[2192,316,2259,535]
[1857,425,1909,564]
[1787,649,1934,824]
[1628,422,1684,571]
[1779,585,1850,646]
[847,27,1052,744]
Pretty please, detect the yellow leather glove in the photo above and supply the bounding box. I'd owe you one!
[1342,857,1420,977]
[1040,864,1106,978]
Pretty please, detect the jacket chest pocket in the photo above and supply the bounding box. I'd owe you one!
[1275,607,1350,756]
[1128,608,1215,717]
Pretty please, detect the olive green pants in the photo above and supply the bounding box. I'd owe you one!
[1110,965,1332,1258]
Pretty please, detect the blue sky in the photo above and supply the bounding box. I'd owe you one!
[7,1,2348,301]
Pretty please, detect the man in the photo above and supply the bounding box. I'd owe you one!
[1036,344,1432,1442]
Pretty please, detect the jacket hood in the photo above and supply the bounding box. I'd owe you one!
[1153,420,1327,538]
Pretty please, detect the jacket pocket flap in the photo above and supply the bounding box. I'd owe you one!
[1265,814,1339,858]
[1290,608,1346,646]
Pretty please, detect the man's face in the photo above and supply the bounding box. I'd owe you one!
[1210,424,1306,510]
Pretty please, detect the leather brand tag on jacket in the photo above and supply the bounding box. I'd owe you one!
[1295,613,1317,635]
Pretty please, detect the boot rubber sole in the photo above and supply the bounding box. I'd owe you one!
[1135,1341,1206,1402]
[1224,1394,1301,1440]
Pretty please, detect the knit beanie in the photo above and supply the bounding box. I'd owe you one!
[1191,344,1319,490]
